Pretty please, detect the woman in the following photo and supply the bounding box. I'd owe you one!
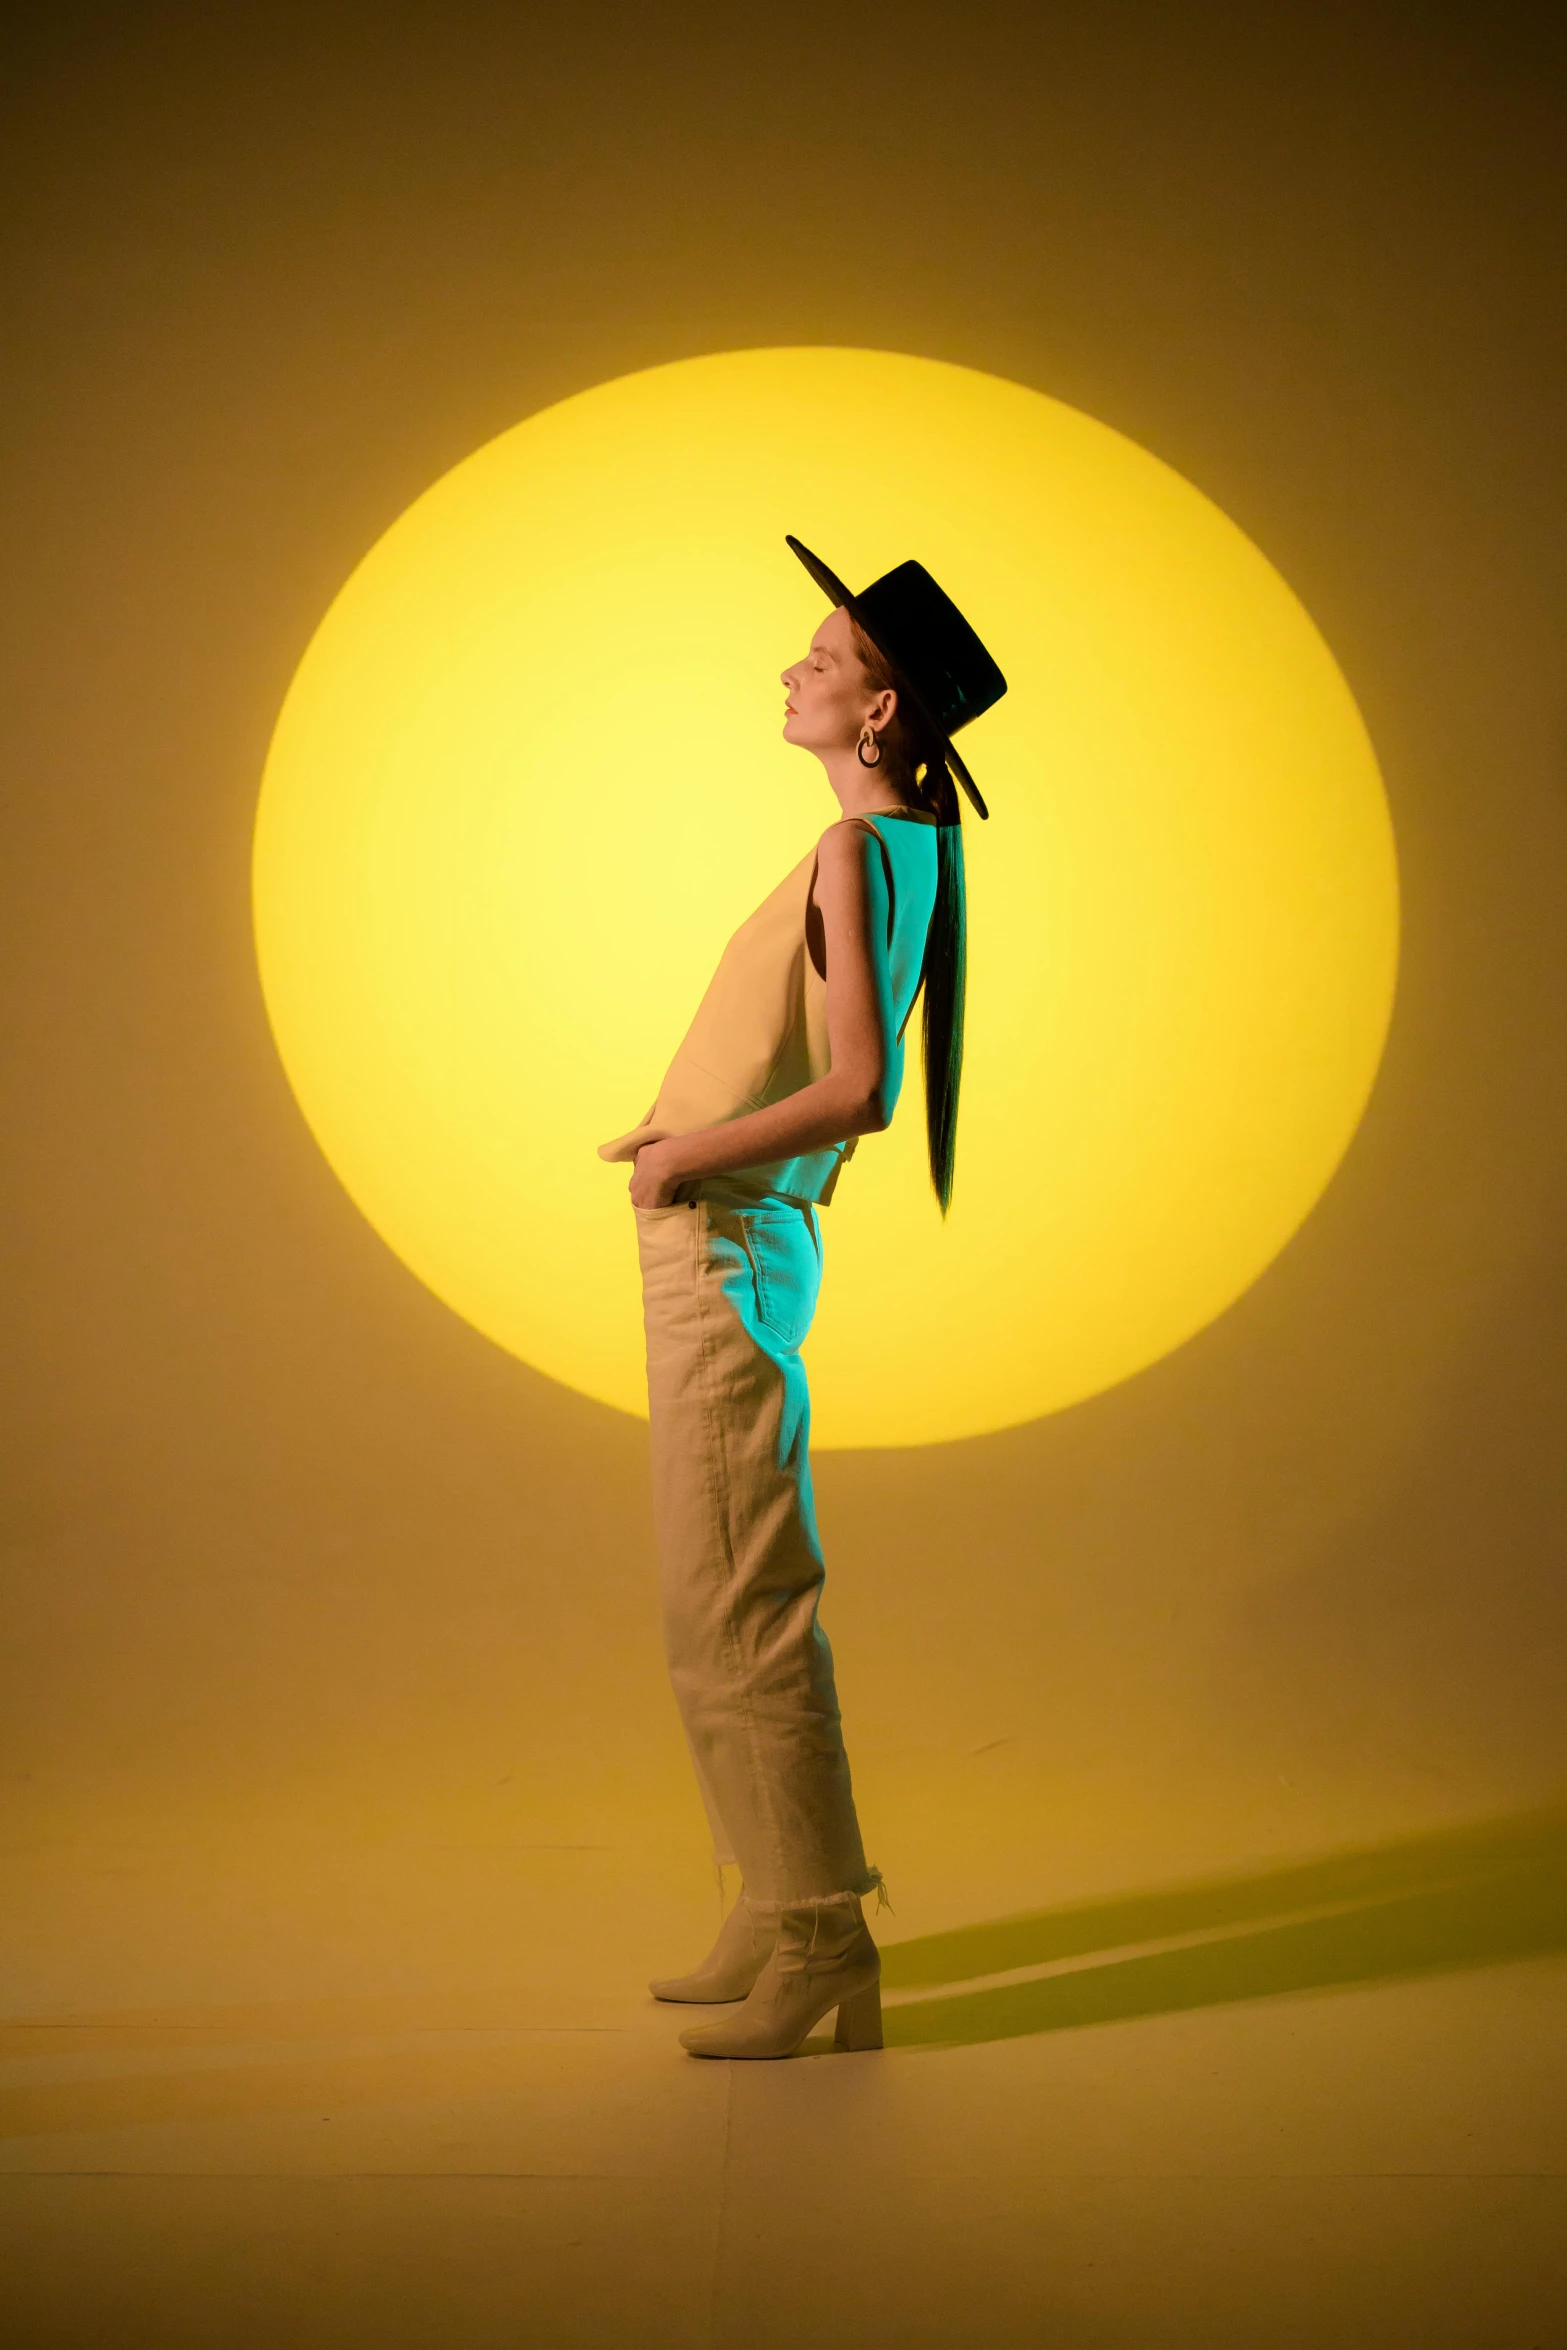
[599,535,1005,2060]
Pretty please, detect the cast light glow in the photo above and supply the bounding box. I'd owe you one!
[252,347,1399,1447]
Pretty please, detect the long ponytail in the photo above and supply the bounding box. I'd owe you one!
[921,807,966,1216]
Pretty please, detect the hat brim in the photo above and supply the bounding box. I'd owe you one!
[785,534,989,820]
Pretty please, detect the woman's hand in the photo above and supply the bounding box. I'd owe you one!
[599,1119,688,1204]
[627,1138,688,1208]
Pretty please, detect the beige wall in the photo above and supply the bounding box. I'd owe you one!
[3,4,1564,1968]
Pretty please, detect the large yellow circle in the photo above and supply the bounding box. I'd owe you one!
[253,348,1398,1448]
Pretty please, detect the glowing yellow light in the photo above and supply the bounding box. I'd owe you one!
[252,348,1398,1447]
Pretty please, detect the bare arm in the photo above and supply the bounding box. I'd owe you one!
[599,821,896,1207]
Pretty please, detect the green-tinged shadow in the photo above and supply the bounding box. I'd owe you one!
[879,1800,1567,2050]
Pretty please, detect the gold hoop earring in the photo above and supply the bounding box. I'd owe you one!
[856,725,882,769]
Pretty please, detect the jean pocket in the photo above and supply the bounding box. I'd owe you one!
[739,1216,819,1353]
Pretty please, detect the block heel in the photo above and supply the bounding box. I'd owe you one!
[834,1980,883,2051]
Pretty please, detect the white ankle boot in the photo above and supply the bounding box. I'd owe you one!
[649,1897,777,2003]
[678,1894,882,2059]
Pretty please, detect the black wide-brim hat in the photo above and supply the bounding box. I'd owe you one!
[786,534,1006,819]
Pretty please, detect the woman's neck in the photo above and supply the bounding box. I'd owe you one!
[816,748,925,821]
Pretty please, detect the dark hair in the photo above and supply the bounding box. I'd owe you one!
[848,618,967,1216]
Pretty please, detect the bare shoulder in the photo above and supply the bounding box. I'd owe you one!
[814,816,882,874]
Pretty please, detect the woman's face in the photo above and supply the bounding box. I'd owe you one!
[781,605,891,754]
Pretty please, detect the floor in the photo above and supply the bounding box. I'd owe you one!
[3,1822,1566,2348]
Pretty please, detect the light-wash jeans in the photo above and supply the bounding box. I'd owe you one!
[634,1196,880,1910]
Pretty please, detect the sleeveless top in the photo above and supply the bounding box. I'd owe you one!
[646,811,940,1207]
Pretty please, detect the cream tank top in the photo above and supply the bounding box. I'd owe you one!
[647,811,941,1208]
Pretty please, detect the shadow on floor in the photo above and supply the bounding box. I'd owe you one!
[879,1799,1567,2050]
